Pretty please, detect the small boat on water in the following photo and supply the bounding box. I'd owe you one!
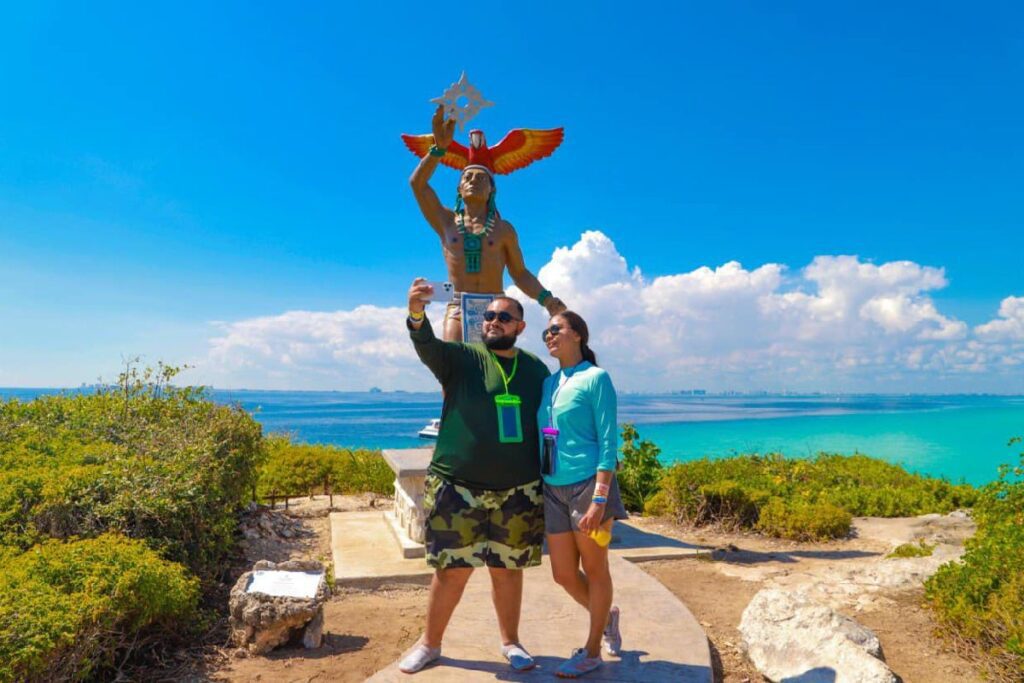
[418,418,441,439]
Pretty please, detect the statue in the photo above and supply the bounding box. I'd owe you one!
[402,74,567,341]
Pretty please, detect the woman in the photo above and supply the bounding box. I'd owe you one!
[537,311,628,678]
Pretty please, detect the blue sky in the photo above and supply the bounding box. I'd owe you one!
[1,2,1022,391]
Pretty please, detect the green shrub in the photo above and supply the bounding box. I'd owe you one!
[618,424,663,511]
[258,437,334,497]
[333,447,393,496]
[0,534,199,683]
[926,442,1024,680]
[0,363,263,583]
[257,437,393,499]
[695,480,764,528]
[887,540,935,559]
[643,489,671,516]
[0,364,264,679]
[755,497,852,541]
[654,452,974,540]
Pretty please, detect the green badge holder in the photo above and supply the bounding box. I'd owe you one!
[495,393,523,443]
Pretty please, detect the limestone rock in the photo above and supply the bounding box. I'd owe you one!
[228,559,330,655]
[302,608,324,649]
[739,588,897,683]
[239,508,308,541]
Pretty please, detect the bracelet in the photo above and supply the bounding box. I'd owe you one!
[591,496,608,505]
[408,310,425,321]
[538,289,552,305]
[428,145,447,157]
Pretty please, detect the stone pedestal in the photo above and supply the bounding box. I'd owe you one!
[382,448,432,558]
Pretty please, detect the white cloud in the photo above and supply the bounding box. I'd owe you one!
[975,296,1024,341]
[200,305,423,390]
[198,231,1024,392]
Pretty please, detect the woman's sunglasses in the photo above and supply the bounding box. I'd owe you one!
[542,324,563,341]
[483,310,520,324]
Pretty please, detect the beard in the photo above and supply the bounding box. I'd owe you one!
[483,333,517,351]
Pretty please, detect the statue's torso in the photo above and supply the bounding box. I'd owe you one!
[440,216,509,293]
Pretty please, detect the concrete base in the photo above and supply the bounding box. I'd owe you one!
[330,512,708,586]
[330,511,432,587]
[383,448,432,546]
[383,510,425,559]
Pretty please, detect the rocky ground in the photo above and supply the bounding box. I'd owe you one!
[634,513,983,683]
[214,494,423,683]
[197,497,983,682]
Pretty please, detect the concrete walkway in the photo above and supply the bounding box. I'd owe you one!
[352,522,713,681]
[366,553,712,681]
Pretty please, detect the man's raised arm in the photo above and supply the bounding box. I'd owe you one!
[409,105,456,236]
[407,277,456,385]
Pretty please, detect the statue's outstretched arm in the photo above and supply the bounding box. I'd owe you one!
[410,154,450,236]
[409,105,456,237]
[503,222,567,316]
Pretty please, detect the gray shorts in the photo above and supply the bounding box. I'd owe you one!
[543,474,629,535]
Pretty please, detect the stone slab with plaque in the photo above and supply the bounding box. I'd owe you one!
[229,559,329,654]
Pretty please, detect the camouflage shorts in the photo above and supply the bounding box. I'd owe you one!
[423,474,544,570]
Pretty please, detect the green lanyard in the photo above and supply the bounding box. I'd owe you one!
[489,351,519,398]
[490,351,523,443]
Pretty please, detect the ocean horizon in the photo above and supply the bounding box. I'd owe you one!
[4,387,1022,487]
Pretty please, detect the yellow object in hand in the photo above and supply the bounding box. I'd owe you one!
[572,510,612,547]
[589,528,612,547]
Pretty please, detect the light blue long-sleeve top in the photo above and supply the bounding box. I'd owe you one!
[537,361,619,486]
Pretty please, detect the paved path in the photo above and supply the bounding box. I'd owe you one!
[366,551,712,682]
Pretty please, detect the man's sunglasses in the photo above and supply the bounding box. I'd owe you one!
[483,310,521,324]
[541,324,563,341]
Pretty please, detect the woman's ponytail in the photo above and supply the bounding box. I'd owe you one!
[560,310,598,367]
[580,341,598,367]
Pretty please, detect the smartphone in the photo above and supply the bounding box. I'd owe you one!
[419,281,454,303]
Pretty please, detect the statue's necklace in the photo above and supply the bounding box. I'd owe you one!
[455,209,495,274]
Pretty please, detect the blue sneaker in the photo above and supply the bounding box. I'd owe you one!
[555,648,602,678]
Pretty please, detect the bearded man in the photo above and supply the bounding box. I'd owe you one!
[409,105,566,341]
[399,277,550,674]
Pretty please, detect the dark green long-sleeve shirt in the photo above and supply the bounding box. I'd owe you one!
[409,317,550,490]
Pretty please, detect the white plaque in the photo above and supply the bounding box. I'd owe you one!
[246,570,323,599]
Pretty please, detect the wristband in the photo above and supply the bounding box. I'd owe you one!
[428,145,447,157]
[591,496,608,505]
[408,310,425,321]
[594,483,610,496]
[538,289,552,305]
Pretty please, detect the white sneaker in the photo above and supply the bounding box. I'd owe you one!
[602,606,622,656]
[399,643,441,673]
[501,642,536,671]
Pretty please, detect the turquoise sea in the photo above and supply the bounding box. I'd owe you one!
[2,389,1022,486]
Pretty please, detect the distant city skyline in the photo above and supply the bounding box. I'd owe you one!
[2,3,1022,392]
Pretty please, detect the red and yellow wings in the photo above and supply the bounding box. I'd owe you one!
[400,128,564,175]
[489,128,564,175]
[400,134,469,171]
